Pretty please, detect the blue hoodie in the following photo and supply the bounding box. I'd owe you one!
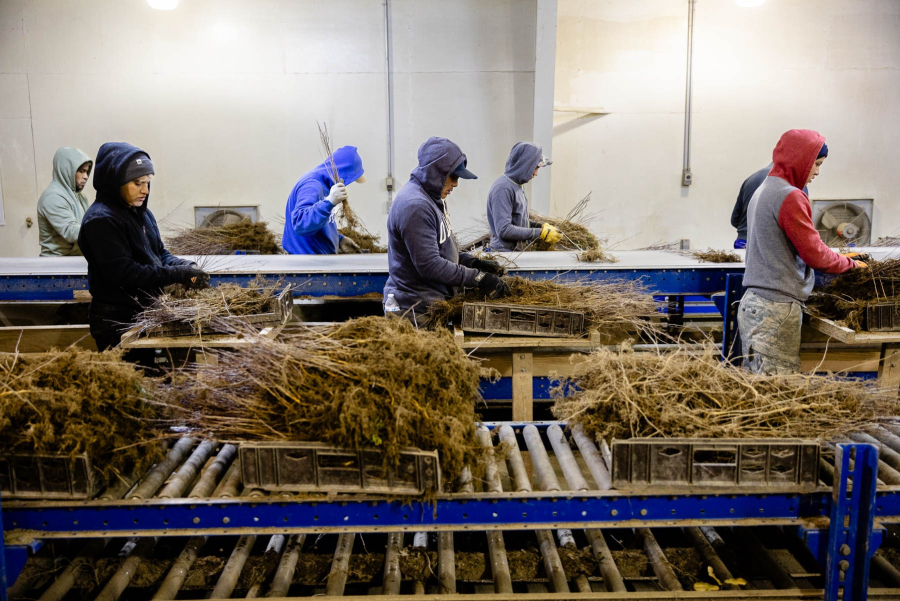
[487,142,544,251]
[282,146,365,254]
[384,137,480,315]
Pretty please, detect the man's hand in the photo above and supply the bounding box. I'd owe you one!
[338,237,361,254]
[475,272,511,300]
[182,266,210,289]
[471,258,506,276]
[540,223,561,245]
[325,183,348,206]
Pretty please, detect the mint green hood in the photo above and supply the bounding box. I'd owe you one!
[37,147,93,256]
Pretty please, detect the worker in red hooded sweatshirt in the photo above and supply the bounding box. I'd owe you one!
[739,129,867,374]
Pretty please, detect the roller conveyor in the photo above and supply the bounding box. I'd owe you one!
[3,423,900,599]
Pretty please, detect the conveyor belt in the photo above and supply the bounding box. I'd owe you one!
[3,422,900,599]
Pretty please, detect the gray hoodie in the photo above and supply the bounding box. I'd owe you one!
[487,142,543,251]
[37,147,92,256]
[384,137,480,315]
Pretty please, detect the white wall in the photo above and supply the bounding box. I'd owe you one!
[0,0,537,257]
[552,0,900,249]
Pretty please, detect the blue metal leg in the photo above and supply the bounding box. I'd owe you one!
[825,443,879,601]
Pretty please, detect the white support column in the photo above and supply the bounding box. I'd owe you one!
[531,0,558,215]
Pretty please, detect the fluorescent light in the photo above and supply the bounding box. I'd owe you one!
[736,0,765,6]
[148,0,179,10]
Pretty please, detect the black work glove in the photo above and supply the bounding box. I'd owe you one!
[470,258,507,276]
[179,266,210,289]
[475,272,511,300]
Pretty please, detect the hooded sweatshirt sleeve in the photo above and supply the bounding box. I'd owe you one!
[778,190,855,274]
[147,211,191,267]
[398,201,479,287]
[289,180,336,237]
[38,191,82,244]
[489,185,541,242]
[79,217,189,290]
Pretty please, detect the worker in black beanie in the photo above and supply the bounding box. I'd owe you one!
[78,142,208,351]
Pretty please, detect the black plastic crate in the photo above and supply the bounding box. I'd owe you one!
[0,453,97,500]
[461,303,584,337]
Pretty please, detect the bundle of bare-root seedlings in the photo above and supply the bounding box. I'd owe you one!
[807,258,900,331]
[552,346,900,441]
[165,219,282,255]
[428,276,661,340]
[688,248,742,263]
[158,317,485,488]
[0,348,165,482]
[527,193,617,263]
[131,279,283,337]
[318,122,386,253]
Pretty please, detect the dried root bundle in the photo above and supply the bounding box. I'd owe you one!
[577,248,620,263]
[0,348,165,480]
[529,193,605,253]
[159,317,484,486]
[807,258,900,330]
[132,280,282,337]
[552,346,900,440]
[165,220,281,255]
[428,276,660,337]
[689,248,741,263]
[871,236,900,247]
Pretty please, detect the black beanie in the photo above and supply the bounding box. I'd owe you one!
[120,153,155,185]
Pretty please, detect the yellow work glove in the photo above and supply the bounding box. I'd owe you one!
[540,223,561,245]
[855,260,869,269]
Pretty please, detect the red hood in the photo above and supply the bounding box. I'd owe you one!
[768,129,825,190]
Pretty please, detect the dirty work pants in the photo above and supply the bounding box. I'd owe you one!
[737,289,802,375]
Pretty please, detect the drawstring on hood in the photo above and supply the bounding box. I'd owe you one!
[769,129,826,191]
[503,142,544,185]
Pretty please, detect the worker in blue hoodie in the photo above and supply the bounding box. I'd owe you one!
[282,146,367,254]
[487,142,560,251]
[78,143,207,351]
[384,137,510,327]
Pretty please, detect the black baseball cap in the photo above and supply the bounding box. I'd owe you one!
[452,158,477,180]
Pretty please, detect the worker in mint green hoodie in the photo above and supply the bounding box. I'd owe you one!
[37,147,93,256]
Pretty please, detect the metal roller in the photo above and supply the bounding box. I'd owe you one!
[572,425,612,490]
[94,537,158,601]
[499,425,530,492]
[265,534,305,598]
[477,427,513,594]
[128,437,195,499]
[151,536,207,600]
[325,533,355,596]
[382,532,403,595]
[214,461,244,498]
[636,528,683,591]
[684,526,738,589]
[189,443,237,498]
[734,529,798,589]
[437,532,456,594]
[37,539,112,601]
[157,440,217,499]
[245,535,286,598]
[210,535,258,599]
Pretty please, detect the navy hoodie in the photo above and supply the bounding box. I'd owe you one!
[487,142,544,251]
[383,137,480,313]
[78,143,193,314]
[282,146,365,254]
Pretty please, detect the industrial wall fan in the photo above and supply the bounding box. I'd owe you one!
[193,206,259,228]
[812,200,873,247]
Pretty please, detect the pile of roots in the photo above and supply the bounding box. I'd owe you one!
[427,276,660,338]
[528,194,614,262]
[165,220,281,255]
[807,258,900,330]
[132,280,283,337]
[690,248,741,263]
[159,317,485,486]
[552,346,900,440]
[0,348,164,480]
[338,224,386,253]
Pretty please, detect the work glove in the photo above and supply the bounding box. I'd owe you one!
[854,260,869,269]
[470,258,506,276]
[475,272,511,300]
[325,183,348,206]
[539,223,562,245]
[338,237,361,254]
[180,266,210,289]
[841,252,871,261]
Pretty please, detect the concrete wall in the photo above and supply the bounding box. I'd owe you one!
[552,0,900,249]
[0,0,537,257]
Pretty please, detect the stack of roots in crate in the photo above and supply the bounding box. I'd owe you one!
[428,276,661,341]
[807,258,900,331]
[158,316,487,489]
[552,345,900,440]
[131,278,284,338]
[0,348,166,484]
[165,219,282,255]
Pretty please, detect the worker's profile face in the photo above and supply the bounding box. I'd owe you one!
[807,157,825,185]
[120,175,152,207]
[74,162,92,192]
[441,174,459,199]
[531,166,540,181]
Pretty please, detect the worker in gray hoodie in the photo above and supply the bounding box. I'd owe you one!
[37,147,93,256]
[486,142,560,251]
[384,137,510,327]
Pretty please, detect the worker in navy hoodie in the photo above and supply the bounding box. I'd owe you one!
[739,129,866,374]
[78,143,208,351]
[384,137,510,327]
[731,163,809,250]
[282,146,366,254]
[487,142,560,251]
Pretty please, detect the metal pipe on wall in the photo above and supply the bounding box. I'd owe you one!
[682,0,695,187]
[383,0,396,211]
